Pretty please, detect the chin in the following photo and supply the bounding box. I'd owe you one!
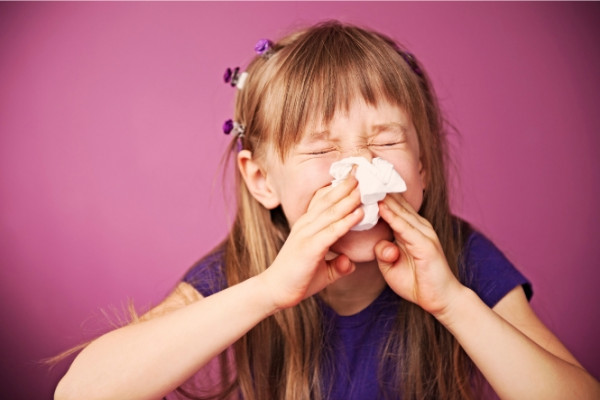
[330,220,393,263]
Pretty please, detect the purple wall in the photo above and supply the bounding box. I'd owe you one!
[1,3,598,398]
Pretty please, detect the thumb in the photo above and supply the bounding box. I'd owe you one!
[374,240,400,269]
[326,254,356,282]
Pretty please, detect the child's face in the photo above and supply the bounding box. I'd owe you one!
[264,99,427,263]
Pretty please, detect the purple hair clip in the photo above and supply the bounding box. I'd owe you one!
[223,67,234,84]
[223,119,245,151]
[399,51,423,77]
[223,119,234,134]
[223,67,248,89]
[223,119,245,136]
[254,38,274,58]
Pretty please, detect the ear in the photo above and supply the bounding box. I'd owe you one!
[237,149,281,209]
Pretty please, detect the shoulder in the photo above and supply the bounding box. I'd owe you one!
[182,244,228,297]
[461,228,533,308]
[139,245,228,321]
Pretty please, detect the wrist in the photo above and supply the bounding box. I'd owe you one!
[432,284,476,329]
[252,269,290,315]
[246,273,283,318]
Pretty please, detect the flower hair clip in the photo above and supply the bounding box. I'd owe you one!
[223,67,248,89]
[254,38,274,58]
[399,51,423,78]
[223,119,245,152]
[223,119,245,137]
[222,39,273,90]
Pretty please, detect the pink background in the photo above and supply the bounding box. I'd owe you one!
[1,2,599,398]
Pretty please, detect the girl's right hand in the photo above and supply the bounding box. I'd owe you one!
[259,173,363,311]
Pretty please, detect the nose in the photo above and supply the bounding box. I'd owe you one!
[346,145,374,162]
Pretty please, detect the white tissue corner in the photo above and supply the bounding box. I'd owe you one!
[329,157,407,231]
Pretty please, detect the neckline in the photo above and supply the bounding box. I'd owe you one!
[319,285,397,328]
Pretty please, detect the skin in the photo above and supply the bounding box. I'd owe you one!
[55,99,600,400]
[263,99,426,264]
[243,98,600,397]
[246,99,427,313]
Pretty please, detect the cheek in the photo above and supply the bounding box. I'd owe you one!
[404,185,425,212]
[280,161,333,225]
[392,160,426,210]
[301,159,335,194]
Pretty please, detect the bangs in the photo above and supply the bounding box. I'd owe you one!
[261,23,422,159]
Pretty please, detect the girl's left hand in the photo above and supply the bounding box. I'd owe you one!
[374,194,464,318]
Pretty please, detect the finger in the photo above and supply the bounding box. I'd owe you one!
[382,194,426,228]
[329,254,355,278]
[302,186,362,236]
[374,240,403,280]
[311,205,364,245]
[308,173,359,215]
[378,201,428,247]
[305,255,357,298]
[374,240,400,265]
[324,255,356,286]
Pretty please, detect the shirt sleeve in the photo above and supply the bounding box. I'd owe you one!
[182,247,227,297]
[463,231,533,308]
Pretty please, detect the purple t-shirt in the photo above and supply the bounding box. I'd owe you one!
[183,230,532,399]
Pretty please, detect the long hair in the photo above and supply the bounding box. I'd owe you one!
[188,21,476,400]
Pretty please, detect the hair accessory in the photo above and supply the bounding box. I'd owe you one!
[236,72,248,89]
[223,67,234,84]
[399,51,423,77]
[223,67,248,89]
[223,119,245,152]
[254,38,274,58]
[223,119,245,137]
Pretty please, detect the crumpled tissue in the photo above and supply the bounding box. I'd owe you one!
[329,157,407,231]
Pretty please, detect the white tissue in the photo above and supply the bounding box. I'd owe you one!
[329,157,407,231]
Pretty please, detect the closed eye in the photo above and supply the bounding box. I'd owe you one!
[370,123,409,147]
[306,147,337,155]
[370,141,404,147]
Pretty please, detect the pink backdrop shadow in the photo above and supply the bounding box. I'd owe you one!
[1,2,598,398]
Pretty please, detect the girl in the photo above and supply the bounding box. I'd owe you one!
[55,21,600,400]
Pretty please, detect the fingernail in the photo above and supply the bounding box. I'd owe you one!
[383,245,395,259]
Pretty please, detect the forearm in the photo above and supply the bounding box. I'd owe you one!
[437,287,600,400]
[55,276,277,400]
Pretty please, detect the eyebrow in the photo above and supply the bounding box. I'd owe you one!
[306,129,331,140]
[371,122,408,135]
[303,122,408,142]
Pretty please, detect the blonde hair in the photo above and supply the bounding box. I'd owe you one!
[189,21,476,400]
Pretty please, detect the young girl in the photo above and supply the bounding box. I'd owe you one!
[55,21,599,400]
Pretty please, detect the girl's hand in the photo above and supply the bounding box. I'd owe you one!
[259,173,364,311]
[374,194,464,317]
